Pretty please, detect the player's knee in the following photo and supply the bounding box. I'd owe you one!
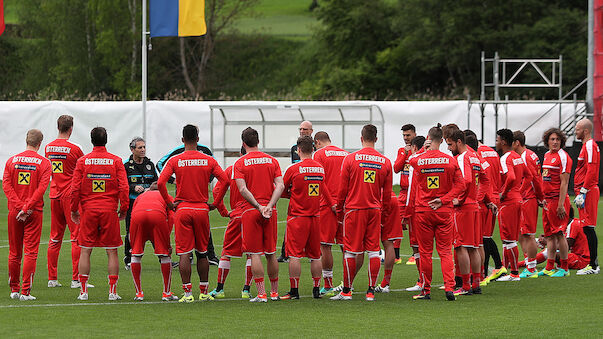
[367,251,380,259]
[131,256,142,263]
[344,252,356,259]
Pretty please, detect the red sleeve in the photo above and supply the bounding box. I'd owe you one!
[441,164,466,205]
[272,156,282,179]
[158,158,174,204]
[23,158,51,211]
[233,160,245,180]
[393,148,407,173]
[321,178,334,207]
[382,161,393,207]
[281,167,293,199]
[70,159,84,212]
[585,160,599,189]
[529,159,544,201]
[2,158,23,209]
[337,157,351,210]
[456,157,473,205]
[477,162,492,204]
[500,158,516,196]
[211,183,229,217]
[210,160,229,204]
[116,158,130,214]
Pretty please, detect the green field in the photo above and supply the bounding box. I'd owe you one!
[0,183,601,337]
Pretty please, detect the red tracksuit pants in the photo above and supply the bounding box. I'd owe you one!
[415,211,455,293]
[8,210,43,293]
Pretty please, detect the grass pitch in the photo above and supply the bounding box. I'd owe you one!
[0,184,601,338]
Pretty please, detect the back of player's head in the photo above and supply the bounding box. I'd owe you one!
[428,123,443,142]
[91,127,107,147]
[513,130,526,146]
[361,124,378,142]
[411,136,425,149]
[129,137,145,149]
[57,115,74,133]
[465,134,478,151]
[447,129,465,144]
[182,124,199,143]
[496,128,513,147]
[314,131,330,142]
[26,129,43,147]
[241,127,259,147]
[463,129,477,139]
[442,123,460,140]
[542,127,566,149]
[401,124,416,132]
[297,135,314,154]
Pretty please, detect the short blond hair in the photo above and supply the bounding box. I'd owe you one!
[26,129,43,147]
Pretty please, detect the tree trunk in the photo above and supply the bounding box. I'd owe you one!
[128,0,138,83]
[179,38,197,97]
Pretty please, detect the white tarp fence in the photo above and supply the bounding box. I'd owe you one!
[0,100,581,184]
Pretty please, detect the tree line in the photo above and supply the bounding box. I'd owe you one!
[0,0,588,101]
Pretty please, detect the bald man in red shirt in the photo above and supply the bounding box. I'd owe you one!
[331,124,393,302]
[70,127,129,301]
[3,129,51,300]
[158,124,229,302]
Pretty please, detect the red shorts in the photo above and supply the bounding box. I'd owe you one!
[241,208,278,255]
[407,215,418,247]
[319,205,341,245]
[221,211,243,258]
[343,209,381,254]
[498,201,521,242]
[130,210,171,256]
[567,253,589,270]
[79,209,122,249]
[381,195,403,242]
[50,195,79,243]
[286,215,321,260]
[520,198,539,235]
[174,207,209,255]
[397,192,407,219]
[481,203,496,238]
[579,186,599,227]
[453,208,480,248]
[542,196,570,237]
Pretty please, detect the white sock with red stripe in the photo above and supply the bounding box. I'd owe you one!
[79,274,89,294]
[368,251,381,288]
[108,275,118,294]
[159,256,171,294]
[217,258,230,284]
[130,256,142,294]
[322,269,333,289]
[343,252,357,290]
[254,277,266,296]
[199,282,209,295]
[289,277,299,289]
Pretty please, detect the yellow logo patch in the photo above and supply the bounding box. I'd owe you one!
[403,163,410,171]
[427,176,439,189]
[363,170,376,183]
[542,169,549,177]
[309,183,319,196]
[475,173,479,185]
[18,172,31,185]
[92,180,106,192]
[52,161,63,174]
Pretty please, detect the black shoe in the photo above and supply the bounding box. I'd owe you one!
[281,292,300,300]
[123,256,131,271]
[171,261,179,269]
[277,255,289,263]
[313,287,321,299]
[470,287,482,295]
[446,291,456,301]
[208,255,219,266]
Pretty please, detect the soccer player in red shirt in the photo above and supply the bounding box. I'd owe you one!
[312,131,348,297]
[157,124,229,302]
[407,124,464,301]
[3,129,51,300]
[394,124,416,265]
[70,127,129,301]
[45,115,86,289]
[446,129,487,295]
[128,182,179,301]
[331,124,393,301]
[234,127,285,303]
[402,135,427,292]
[280,136,333,299]
[208,147,254,299]
[539,128,572,278]
[574,118,600,275]
[494,128,529,281]
[512,130,544,278]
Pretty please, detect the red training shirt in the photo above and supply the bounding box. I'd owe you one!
[542,149,572,199]
[282,158,332,216]
[233,151,282,209]
[313,145,348,208]
[338,147,393,210]
[70,146,129,213]
[3,150,52,212]
[520,148,544,201]
[212,165,244,216]
[566,219,590,261]
[574,139,600,192]
[499,151,525,204]
[45,139,84,199]
[478,145,502,194]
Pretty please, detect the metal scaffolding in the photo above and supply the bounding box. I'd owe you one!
[468,52,588,145]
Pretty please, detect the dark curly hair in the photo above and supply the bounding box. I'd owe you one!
[542,128,566,149]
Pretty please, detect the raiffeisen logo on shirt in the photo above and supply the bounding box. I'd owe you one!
[359,162,382,169]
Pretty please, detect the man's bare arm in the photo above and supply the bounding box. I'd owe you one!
[236,178,261,210]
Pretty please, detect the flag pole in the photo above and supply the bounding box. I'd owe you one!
[142,0,148,139]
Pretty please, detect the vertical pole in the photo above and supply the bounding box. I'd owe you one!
[588,0,594,114]
[467,94,471,130]
[480,51,485,101]
[494,52,500,102]
[142,0,148,139]
[559,55,563,127]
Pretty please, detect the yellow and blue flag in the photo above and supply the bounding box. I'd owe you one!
[150,0,206,37]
